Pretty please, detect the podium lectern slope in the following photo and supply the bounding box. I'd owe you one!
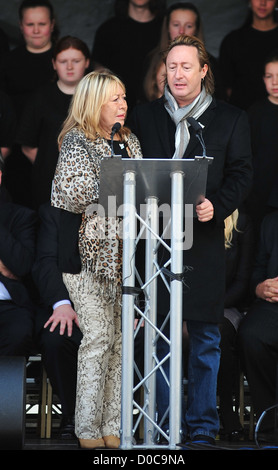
[99,157,210,212]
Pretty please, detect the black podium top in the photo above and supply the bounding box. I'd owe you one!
[98,157,210,214]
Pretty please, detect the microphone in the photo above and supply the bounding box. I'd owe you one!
[187,116,206,157]
[110,122,121,157]
[111,122,121,137]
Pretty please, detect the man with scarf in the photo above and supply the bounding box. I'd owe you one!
[129,35,253,445]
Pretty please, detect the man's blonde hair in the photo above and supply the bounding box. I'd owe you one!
[164,34,215,96]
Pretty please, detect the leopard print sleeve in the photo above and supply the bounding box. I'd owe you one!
[126,133,143,159]
[51,129,102,213]
[51,128,143,213]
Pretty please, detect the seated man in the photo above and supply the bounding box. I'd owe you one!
[238,210,278,432]
[32,202,82,439]
[0,154,37,357]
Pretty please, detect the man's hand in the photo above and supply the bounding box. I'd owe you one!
[44,304,79,336]
[196,198,214,222]
[255,277,278,303]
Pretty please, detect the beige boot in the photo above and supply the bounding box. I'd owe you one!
[79,438,105,449]
[103,435,120,449]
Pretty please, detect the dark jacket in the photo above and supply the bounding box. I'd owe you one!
[250,210,278,295]
[225,213,255,310]
[32,202,81,310]
[0,200,37,308]
[129,97,253,323]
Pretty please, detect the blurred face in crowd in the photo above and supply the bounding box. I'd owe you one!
[129,0,151,8]
[99,85,128,136]
[20,6,54,53]
[156,61,166,97]
[250,0,277,20]
[263,60,278,104]
[53,48,89,89]
[166,44,207,106]
[168,9,198,40]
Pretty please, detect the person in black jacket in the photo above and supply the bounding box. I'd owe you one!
[91,0,166,112]
[245,49,278,243]
[238,209,278,434]
[32,202,82,439]
[0,154,37,357]
[219,0,278,110]
[0,89,16,161]
[0,0,58,206]
[17,35,90,209]
[129,34,253,445]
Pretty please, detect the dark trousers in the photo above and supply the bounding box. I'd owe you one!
[0,300,35,357]
[218,317,241,433]
[36,307,82,418]
[238,301,278,428]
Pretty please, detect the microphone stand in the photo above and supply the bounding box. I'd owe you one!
[187,116,206,157]
[110,122,121,157]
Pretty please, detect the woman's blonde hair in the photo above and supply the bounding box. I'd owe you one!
[58,69,130,148]
[224,209,240,249]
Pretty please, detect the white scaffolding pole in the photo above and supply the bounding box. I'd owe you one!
[120,168,185,450]
[143,196,158,446]
[121,170,136,450]
[169,171,184,448]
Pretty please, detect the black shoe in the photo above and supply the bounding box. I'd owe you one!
[192,434,216,445]
[59,415,76,440]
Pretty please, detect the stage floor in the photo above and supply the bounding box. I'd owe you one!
[21,410,278,456]
[22,428,261,451]
[16,427,277,469]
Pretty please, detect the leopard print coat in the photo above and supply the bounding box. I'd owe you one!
[51,127,143,302]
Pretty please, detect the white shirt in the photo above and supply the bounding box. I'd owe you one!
[0,281,12,300]
[53,299,71,310]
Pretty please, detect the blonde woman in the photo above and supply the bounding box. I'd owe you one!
[51,70,142,449]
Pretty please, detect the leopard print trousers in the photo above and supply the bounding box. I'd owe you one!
[63,271,122,440]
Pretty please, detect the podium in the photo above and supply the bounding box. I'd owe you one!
[99,156,211,449]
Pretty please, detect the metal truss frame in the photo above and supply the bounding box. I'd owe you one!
[98,156,210,450]
[120,169,184,450]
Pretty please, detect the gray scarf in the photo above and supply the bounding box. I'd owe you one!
[164,85,212,159]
